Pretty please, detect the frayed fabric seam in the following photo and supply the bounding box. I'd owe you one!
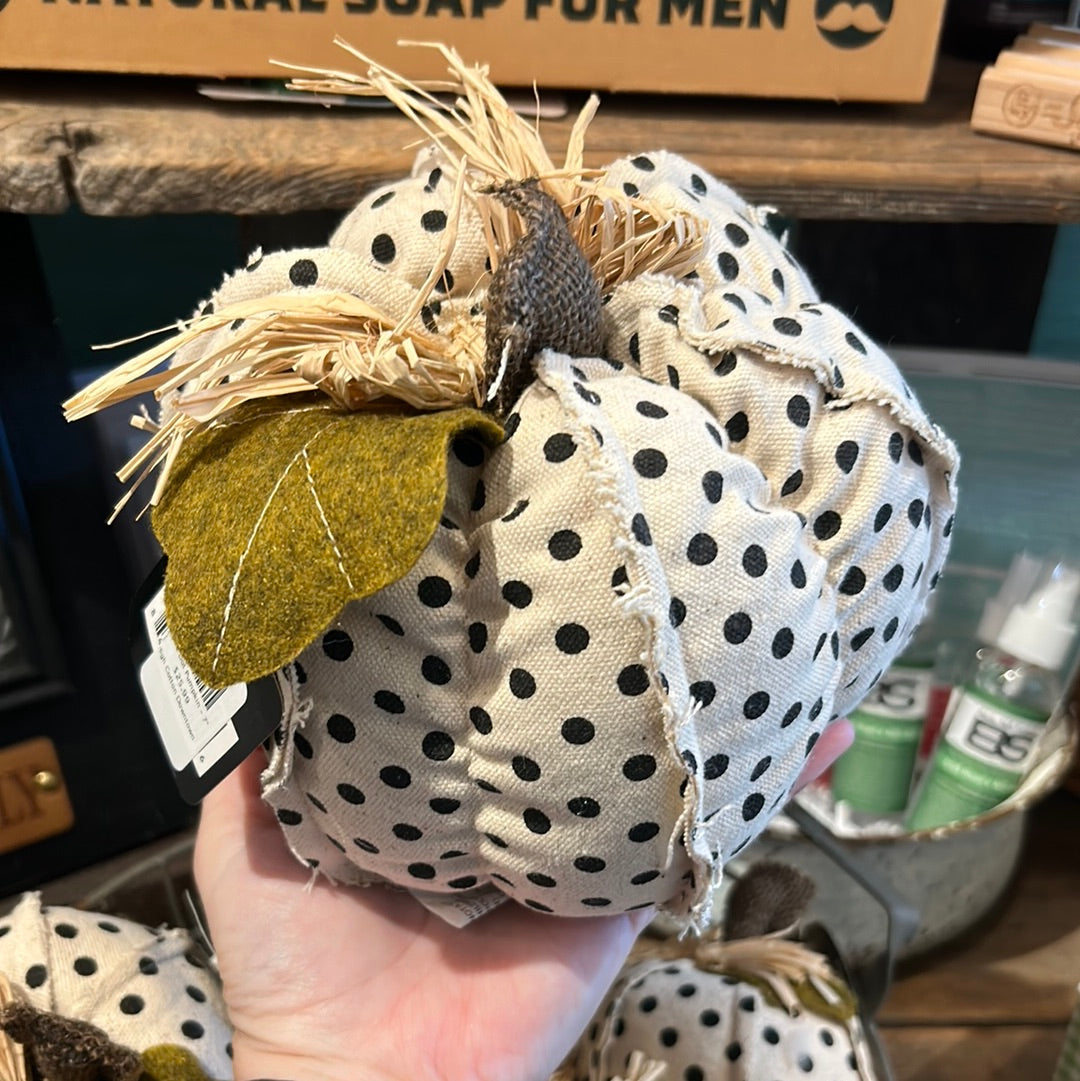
[536,349,714,930]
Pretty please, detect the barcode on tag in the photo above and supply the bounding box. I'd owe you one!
[139,587,247,776]
[150,607,228,714]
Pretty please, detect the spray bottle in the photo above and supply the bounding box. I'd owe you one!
[918,551,1044,759]
[906,561,1080,831]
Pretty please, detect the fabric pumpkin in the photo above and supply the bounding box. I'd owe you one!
[574,952,872,1081]
[573,863,880,1081]
[238,151,955,924]
[0,894,232,1079]
[66,53,958,926]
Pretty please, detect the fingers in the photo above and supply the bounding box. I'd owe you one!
[792,718,853,793]
[196,748,269,865]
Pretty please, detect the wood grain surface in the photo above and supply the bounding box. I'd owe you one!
[880,1024,1067,1081]
[2,59,1079,221]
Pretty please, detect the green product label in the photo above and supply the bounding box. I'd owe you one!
[830,663,930,813]
[944,687,1048,774]
[848,710,923,746]
[907,688,1049,830]
[934,742,1020,801]
[856,663,933,721]
[906,745,1013,830]
[830,733,919,813]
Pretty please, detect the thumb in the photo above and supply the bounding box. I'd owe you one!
[194,748,302,893]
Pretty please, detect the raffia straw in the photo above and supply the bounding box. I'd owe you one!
[281,40,706,288]
[62,288,486,519]
[615,1052,668,1081]
[66,40,706,517]
[550,1051,665,1081]
[632,930,843,1018]
[0,975,29,1081]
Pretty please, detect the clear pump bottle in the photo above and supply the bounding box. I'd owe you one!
[906,561,1080,831]
[918,551,1044,759]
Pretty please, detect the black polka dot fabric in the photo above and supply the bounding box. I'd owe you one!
[264,359,701,917]
[329,148,489,301]
[577,956,866,1081]
[0,894,231,1077]
[162,151,492,425]
[167,148,957,925]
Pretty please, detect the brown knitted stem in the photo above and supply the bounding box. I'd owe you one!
[484,179,605,416]
[723,861,815,941]
[0,1001,142,1081]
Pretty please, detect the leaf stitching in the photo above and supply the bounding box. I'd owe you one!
[212,421,335,675]
[302,445,356,594]
[207,402,326,433]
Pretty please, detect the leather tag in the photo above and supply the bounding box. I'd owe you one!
[0,737,74,855]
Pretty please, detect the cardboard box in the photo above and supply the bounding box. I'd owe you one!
[0,0,946,101]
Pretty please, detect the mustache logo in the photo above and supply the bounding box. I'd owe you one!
[815,0,894,49]
[818,1,888,33]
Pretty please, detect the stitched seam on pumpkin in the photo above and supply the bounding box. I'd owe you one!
[212,421,336,676]
[262,662,376,888]
[28,893,60,1016]
[591,418,711,925]
[590,962,663,1081]
[691,327,957,468]
[302,446,355,593]
[614,278,954,723]
[613,274,957,468]
[263,665,312,789]
[538,349,711,928]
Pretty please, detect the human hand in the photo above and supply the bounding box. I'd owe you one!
[194,721,852,1081]
[194,750,648,1081]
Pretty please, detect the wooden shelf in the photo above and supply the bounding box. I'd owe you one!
[1,59,1078,222]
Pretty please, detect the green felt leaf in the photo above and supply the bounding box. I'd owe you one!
[152,396,502,687]
[142,1045,213,1081]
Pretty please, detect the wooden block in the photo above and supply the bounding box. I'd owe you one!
[997,50,1080,79]
[972,66,1080,152]
[1013,34,1080,60]
[1028,23,1080,46]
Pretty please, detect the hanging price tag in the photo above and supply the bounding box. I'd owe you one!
[131,560,283,804]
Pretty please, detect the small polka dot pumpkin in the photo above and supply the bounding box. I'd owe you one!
[0,894,232,1078]
[177,150,958,924]
[575,954,872,1081]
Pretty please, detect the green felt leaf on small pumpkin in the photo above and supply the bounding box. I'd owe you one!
[152,395,502,687]
[141,1044,213,1081]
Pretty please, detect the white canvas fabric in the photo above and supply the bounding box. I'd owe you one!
[177,150,958,925]
[575,955,875,1081]
[0,894,232,1077]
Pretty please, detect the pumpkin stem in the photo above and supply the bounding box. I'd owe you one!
[484,180,605,416]
[0,999,142,1081]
